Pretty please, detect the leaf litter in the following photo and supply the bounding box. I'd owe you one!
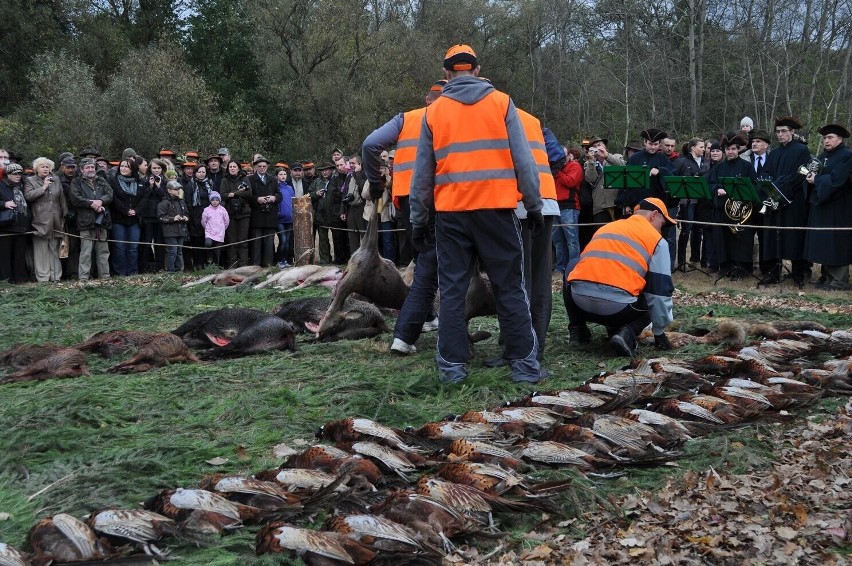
[488,400,852,565]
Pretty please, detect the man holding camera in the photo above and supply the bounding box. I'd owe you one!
[70,157,113,281]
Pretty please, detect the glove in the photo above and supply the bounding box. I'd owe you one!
[654,333,672,350]
[527,210,544,238]
[342,193,355,204]
[411,224,430,252]
[369,178,386,201]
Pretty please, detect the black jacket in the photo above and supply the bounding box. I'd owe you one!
[0,179,32,233]
[247,173,281,229]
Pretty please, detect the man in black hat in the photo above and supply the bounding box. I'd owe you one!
[804,124,852,290]
[205,154,223,192]
[308,162,339,264]
[247,155,281,266]
[760,116,812,286]
[621,127,678,270]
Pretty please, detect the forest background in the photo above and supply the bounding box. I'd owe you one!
[2,0,851,162]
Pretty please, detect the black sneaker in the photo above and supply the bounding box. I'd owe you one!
[609,328,636,358]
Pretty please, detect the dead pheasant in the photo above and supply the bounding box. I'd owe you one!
[443,438,526,471]
[29,513,110,563]
[319,418,424,453]
[86,508,176,557]
[256,521,375,564]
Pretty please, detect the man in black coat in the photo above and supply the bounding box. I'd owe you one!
[804,124,852,290]
[760,116,812,287]
[619,127,677,270]
[247,155,281,267]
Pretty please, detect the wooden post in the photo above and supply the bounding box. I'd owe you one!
[292,195,314,265]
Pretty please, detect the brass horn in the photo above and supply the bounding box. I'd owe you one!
[724,198,753,234]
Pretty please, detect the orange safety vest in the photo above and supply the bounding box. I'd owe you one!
[426,91,522,212]
[517,109,557,200]
[390,107,426,203]
[567,214,662,296]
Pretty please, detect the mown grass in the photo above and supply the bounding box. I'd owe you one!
[0,273,849,563]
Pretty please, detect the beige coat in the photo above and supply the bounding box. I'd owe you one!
[24,175,67,237]
[361,178,395,223]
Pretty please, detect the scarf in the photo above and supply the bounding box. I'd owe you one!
[118,174,137,196]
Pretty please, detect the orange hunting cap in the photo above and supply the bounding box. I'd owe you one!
[635,197,677,226]
[443,44,478,71]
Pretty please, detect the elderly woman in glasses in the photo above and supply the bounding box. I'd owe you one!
[24,157,67,282]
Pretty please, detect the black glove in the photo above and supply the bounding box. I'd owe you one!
[342,193,355,204]
[527,210,544,238]
[411,224,430,252]
[654,333,672,350]
[369,178,386,201]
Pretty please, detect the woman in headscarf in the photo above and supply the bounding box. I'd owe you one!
[0,163,33,283]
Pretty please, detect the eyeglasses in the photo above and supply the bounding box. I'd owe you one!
[775,128,791,133]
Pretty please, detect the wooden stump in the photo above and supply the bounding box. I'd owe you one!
[293,195,314,266]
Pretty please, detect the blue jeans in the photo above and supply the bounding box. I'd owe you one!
[552,208,580,273]
[276,222,292,263]
[394,236,438,344]
[164,237,184,272]
[111,222,141,275]
[379,221,396,263]
[664,205,679,271]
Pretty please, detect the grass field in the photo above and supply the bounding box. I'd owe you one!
[0,270,849,563]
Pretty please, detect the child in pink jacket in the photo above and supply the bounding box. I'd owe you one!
[202,191,230,266]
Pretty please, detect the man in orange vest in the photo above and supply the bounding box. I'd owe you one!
[485,106,560,371]
[410,44,544,384]
[565,197,675,357]
[361,80,446,355]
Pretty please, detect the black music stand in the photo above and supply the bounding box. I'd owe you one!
[716,177,763,285]
[755,179,794,290]
[665,176,712,275]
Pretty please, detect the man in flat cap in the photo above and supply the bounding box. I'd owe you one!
[620,127,678,270]
[247,155,281,266]
[804,124,852,290]
[584,136,625,230]
[760,116,812,286]
[409,43,543,384]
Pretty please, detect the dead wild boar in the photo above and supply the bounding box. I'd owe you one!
[275,297,387,341]
[172,308,296,359]
[74,330,173,358]
[1,348,88,384]
[0,343,66,370]
[182,266,270,288]
[107,334,201,373]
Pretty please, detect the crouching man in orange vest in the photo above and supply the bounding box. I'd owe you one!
[410,44,544,384]
[565,197,676,357]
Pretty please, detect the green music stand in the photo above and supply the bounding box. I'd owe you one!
[603,165,650,191]
[719,177,763,285]
[664,176,712,275]
[664,176,712,201]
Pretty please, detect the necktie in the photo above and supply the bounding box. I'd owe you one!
[756,156,763,175]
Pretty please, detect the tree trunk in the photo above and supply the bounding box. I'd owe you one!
[292,195,314,266]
